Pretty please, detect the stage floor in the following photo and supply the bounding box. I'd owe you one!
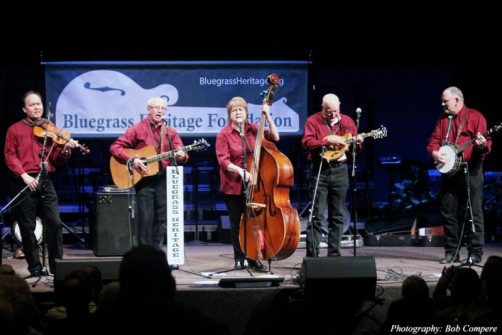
[2,239,501,335]
[3,239,500,291]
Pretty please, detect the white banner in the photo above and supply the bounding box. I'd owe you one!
[166,166,184,265]
[44,61,309,138]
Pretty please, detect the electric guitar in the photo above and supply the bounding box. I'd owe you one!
[323,126,388,163]
[110,138,209,189]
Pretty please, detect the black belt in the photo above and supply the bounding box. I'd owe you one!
[327,160,346,167]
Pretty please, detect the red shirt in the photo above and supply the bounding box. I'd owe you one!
[426,105,492,162]
[110,118,187,170]
[302,111,361,161]
[5,118,70,177]
[215,123,275,195]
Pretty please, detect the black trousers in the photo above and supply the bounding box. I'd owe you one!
[135,171,167,250]
[10,173,63,274]
[306,163,349,257]
[440,162,485,257]
[224,194,246,261]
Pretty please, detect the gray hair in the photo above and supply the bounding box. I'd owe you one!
[445,86,464,102]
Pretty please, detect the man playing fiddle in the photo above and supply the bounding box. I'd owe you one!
[4,91,78,277]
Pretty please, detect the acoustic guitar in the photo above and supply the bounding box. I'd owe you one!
[323,126,387,163]
[110,138,209,189]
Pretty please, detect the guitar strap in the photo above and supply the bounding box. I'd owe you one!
[454,109,468,145]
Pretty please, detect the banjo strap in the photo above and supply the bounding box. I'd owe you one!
[454,109,468,145]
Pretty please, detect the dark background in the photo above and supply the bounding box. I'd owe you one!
[1,8,502,224]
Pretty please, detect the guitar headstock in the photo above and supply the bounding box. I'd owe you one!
[191,138,210,151]
[488,122,502,135]
[368,126,388,139]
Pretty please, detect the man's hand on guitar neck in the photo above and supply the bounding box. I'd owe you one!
[325,133,365,147]
[474,132,487,151]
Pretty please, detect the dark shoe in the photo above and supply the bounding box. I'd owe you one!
[29,270,41,278]
[234,259,248,269]
[170,264,179,270]
[468,254,482,264]
[247,259,264,270]
[439,254,460,264]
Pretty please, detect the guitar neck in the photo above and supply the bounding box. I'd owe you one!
[457,126,498,154]
[344,133,371,144]
[145,145,190,164]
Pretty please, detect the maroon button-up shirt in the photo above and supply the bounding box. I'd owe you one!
[5,118,70,177]
[110,118,187,170]
[426,105,492,163]
[302,111,361,162]
[216,122,275,195]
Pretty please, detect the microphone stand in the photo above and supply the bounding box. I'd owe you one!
[350,109,361,256]
[32,118,51,285]
[211,122,253,276]
[455,162,482,269]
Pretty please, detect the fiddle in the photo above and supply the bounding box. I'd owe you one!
[33,119,91,154]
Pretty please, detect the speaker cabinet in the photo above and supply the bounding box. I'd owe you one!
[93,192,134,256]
[300,256,376,302]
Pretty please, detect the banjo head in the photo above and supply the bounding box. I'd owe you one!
[437,144,460,175]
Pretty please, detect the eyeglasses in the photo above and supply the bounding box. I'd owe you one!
[148,105,167,111]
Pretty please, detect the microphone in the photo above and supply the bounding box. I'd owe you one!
[237,119,243,135]
[356,108,362,115]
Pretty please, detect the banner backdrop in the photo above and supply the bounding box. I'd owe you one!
[44,61,309,138]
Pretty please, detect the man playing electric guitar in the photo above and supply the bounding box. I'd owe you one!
[427,86,491,265]
[110,97,188,250]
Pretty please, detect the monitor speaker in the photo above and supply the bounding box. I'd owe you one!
[93,193,134,256]
[300,256,376,302]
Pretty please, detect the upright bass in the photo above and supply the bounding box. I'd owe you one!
[239,74,300,262]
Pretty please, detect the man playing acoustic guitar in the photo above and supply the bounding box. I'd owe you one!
[110,97,188,250]
[427,86,491,265]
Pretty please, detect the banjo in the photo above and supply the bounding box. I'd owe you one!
[436,122,502,176]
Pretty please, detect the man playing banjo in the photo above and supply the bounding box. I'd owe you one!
[427,86,492,265]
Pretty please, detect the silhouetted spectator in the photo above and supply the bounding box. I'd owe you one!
[0,264,16,276]
[94,281,120,332]
[379,275,434,333]
[0,273,43,334]
[434,267,488,325]
[44,270,96,335]
[82,264,103,306]
[477,255,502,326]
[113,245,229,335]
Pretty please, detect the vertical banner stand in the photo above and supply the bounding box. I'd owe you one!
[166,166,184,266]
[166,166,209,278]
